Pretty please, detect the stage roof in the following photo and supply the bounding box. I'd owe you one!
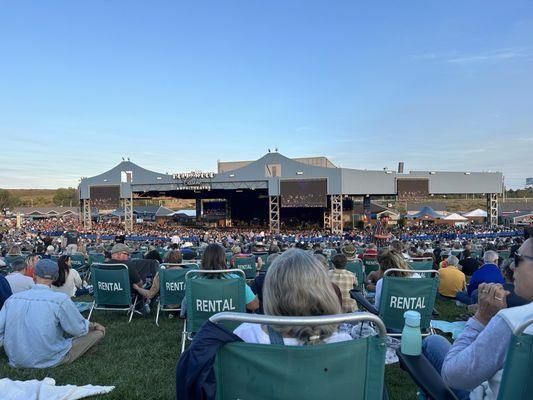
[79,152,504,199]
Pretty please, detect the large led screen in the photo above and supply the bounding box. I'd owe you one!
[280,179,327,208]
[397,179,429,200]
[90,185,121,210]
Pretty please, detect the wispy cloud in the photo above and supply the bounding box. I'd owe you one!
[414,48,531,64]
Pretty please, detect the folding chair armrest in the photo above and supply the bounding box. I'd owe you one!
[396,350,458,400]
[350,289,378,315]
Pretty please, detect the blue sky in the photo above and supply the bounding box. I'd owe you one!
[0,1,532,189]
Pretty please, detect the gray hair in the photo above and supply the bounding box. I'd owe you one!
[11,259,27,272]
[446,255,459,267]
[484,250,499,264]
[263,248,342,345]
[266,253,279,266]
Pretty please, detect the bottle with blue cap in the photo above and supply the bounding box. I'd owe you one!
[401,310,422,356]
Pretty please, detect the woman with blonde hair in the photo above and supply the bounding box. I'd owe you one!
[234,248,351,345]
[374,249,418,309]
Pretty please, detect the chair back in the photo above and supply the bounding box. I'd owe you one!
[88,252,105,266]
[69,252,86,271]
[131,251,144,259]
[497,319,533,400]
[408,258,434,271]
[346,260,365,292]
[363,257,380,275]
[234,256,256,279]
[158,263,198,308]
[4,255,24,268]
[378,269,439,332]
[185,269,246,334]
[211,312,387,400]
[91,263,133,307]
[498,250,510,260]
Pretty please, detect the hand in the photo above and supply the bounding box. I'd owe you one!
[91,322,106,335]
[474,283,509,326]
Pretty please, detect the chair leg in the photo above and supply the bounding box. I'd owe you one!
[129,295,138,323]
[180,320,187,354]
[87,301,95,321]
[155,300,161,327]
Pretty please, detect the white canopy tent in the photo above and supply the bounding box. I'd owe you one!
[463,209,487,218]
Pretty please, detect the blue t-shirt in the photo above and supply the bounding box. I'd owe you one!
[467,263,505,295]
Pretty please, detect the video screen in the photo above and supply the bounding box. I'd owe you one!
[397,179,429,200]
[281,179,327,208]
[90,185,120,210]
[203,200,226,217]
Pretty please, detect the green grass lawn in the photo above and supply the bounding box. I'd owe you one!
[0,299,465,399]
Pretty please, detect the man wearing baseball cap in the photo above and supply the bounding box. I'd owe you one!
[0,259,105,368]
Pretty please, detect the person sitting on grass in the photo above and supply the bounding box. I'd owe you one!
[422,238,533,400]
[0,259,105,368]
[234,248,352,345]
[438,255,466,300]
[328,254,357,312]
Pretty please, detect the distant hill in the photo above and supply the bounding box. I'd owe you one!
[8,189,58,207]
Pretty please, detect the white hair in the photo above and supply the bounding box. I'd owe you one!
[446,255,459,267]
[483,250,499,264]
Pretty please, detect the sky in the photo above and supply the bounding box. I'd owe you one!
[0,1,532,189]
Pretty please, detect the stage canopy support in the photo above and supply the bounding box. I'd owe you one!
[323,210,331,230]
[331,194,343,234]
[124,197,133,233]
[269,195,280,234]
[487,193,498,227]
[82,199,92,230]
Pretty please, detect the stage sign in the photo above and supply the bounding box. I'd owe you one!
[280,179,327,208]
[173,171,214,191]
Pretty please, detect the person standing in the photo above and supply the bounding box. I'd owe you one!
[373,215,392,247]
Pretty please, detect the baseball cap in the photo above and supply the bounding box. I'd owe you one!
[111,243,132,255]
[35,259,59,280]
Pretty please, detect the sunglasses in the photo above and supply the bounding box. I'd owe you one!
[514,251,533,269]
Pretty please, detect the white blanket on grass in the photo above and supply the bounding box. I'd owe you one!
[0,377,114,400]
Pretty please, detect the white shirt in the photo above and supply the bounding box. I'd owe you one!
[171,235,181,244]
[51,269,83,298]
[233,322,352,345]
[5,272,34,294]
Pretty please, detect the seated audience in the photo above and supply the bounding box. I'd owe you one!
[422,238,533,400]
[250,253,280,314]
[134,250,184,300]
[5,259,35,294]
[0,259,106,368]
[438,255,466,299]
[52,255,88,297]
[459,249,481,276]
[328,254,357,312]
[234,248,352,345]
[456,250,505,305]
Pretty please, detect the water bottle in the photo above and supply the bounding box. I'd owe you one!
[401,310,422,356]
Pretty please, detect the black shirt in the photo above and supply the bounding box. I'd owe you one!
[460,257,481,276]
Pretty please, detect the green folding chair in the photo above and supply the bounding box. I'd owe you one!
[3,255,24,270]
[378,269,439,336]
[88,252,105,266]
[234,256,257,279]
[210,312,388,400]
[497,318,533,400]
[363,257,380,276]
[346,260,365,293]
[131,251,144,260]
[182,269,246,353]
[398,317,533,400]
[408,258,434,271]
[253,252,268,272]
[70,252,88,279]
[88,263,138,323]
[155,263,198,326]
